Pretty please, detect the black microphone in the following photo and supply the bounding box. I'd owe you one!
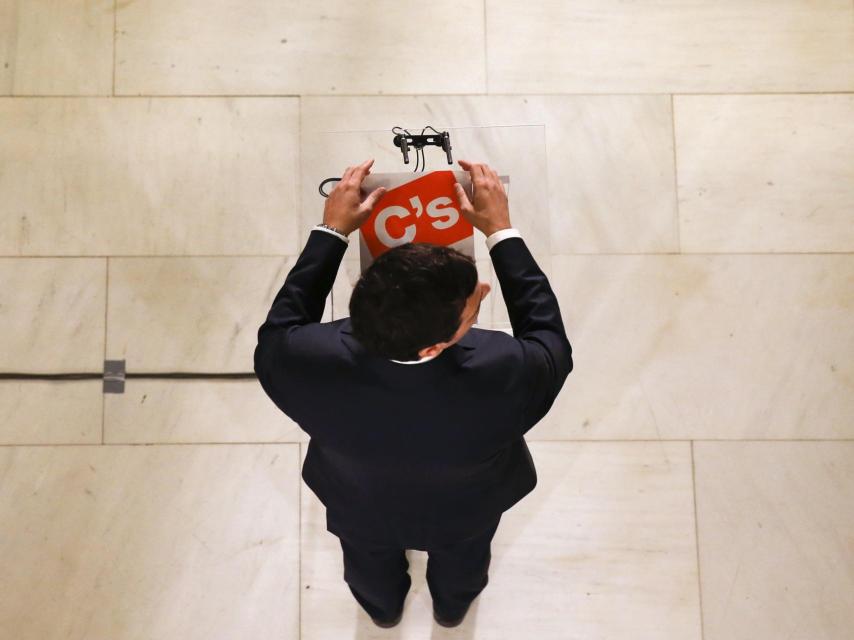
[394,134,410,164]
[442,131,453,164]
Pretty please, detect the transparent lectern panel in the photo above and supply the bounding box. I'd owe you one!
[301,125,549,329]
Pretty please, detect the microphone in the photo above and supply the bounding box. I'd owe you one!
[394,134,410,164]
[441,131,453,164]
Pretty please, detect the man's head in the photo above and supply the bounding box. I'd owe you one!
[349,243,491,362]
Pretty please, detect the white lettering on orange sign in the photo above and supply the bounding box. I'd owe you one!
[374,196,460,247]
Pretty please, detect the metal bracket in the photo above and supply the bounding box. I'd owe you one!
[392,126,453,166]
[103,359,126,394]
[318,125,453,197]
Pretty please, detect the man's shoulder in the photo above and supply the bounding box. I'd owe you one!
[458,325,515,349]
[457,326,524,372]
[270,318,350,368]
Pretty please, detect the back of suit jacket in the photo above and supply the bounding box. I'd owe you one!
[254,229,573,548]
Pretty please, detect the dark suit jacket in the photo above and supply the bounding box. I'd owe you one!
[254,229,573,548]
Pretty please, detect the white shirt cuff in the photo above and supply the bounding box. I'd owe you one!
[485,227,522,251]
[313,224,349,244]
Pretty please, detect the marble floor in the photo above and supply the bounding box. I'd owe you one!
[1,2,853,639]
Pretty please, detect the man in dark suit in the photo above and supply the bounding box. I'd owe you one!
[254,158,573,628]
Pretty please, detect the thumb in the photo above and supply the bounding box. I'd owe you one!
[361,186,386,212]
[454,182,472,210]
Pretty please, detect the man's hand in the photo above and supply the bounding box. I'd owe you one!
[322,159,387,236]
[453,159,512,237]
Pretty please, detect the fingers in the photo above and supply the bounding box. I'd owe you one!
[459,159,485,180]
[339,159,374,190]
[458,159,482,180]
[350,158,374,185]
[458,159,497,187]
[360,186,386,212]
[453,182,472,210]
[482,164,498,183]
[486,165,504,193]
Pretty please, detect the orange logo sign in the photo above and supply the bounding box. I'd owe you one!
[360,171,474,260]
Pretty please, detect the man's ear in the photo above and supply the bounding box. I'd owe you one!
[419,343,445,358]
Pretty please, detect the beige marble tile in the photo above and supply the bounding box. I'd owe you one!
[544,254,854,440]
[0,257,105,444]
[541,95,678,254]
[107,256,324,371]
[0,443,300,639]
[486,0,854,93]
[104,380,307,444]
[676,94,854,253]
[695,441,854,640]
[115,0,485,96]
[0,381,101,444]
[0,0,114,96]
[300,441,700,638]
[0,97,299,256]
[0,1,12,93]
[0,258,105,371]
[0,2,11,96]
[302,95,677,255]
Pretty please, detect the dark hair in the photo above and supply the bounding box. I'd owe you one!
[349,243,478,361]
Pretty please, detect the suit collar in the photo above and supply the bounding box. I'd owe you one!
[338,316,477,364]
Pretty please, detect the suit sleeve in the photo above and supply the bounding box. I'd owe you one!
[489,236,573,435]
[254,229,348,391]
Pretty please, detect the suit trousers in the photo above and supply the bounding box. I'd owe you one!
[333,514,502,622]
